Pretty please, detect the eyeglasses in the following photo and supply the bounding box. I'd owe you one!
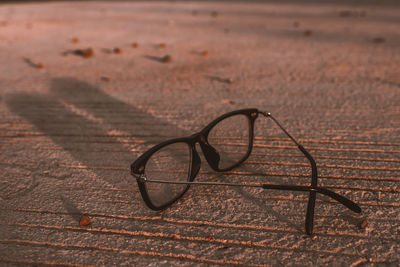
[130,108,361,235]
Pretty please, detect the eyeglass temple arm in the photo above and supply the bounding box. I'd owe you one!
[140,177,361,214]
[259,111,361,234]
[260,111,317,182]
[262,184,361,213]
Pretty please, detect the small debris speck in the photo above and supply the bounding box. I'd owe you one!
[132,42,139,48]
[79,215,91,226]
[202,50,209,56]
[72,37,79,43]
[101,76,111,82]
[36,63,44,69]
[206,235,213,239]
[159,43,166,48]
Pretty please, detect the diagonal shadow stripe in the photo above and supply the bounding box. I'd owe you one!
[6,77,305,232]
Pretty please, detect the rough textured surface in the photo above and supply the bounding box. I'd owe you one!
[0,1,399,266]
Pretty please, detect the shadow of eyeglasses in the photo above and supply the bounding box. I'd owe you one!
[5,77,320,232]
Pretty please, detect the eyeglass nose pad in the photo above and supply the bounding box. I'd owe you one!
[190,149,201,179]
[200,141,220,170]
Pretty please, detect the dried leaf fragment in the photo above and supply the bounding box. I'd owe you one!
[68,48,94,58]
[358,220,367,229]
[304,30,312,36]
[211,11,218,17]
[161,55,172,63]
[82,48,94,58]
[372,37,385,43]
[222,99,234,104]
[79,215,91,226]
[339,10,352,17]
[339,10,366,18]
[226,78,233,84]
[113,47,122,54]
[350,258,368,267]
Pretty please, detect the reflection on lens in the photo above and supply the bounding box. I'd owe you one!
[144,142,191,208]
[207,114,250,169]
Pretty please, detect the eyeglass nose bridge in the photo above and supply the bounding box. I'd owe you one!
[196,134,221,171]
[190,147,202,180]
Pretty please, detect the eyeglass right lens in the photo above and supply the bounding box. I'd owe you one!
[144,142,191,208]
[207,114,250,170]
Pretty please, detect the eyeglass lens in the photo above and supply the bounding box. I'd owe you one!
[144,142,191,207]
[207,114,250,169]
[144,114,251,207]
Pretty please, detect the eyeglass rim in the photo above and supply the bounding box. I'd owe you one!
[136,141,194,210]
[131,108,260,210]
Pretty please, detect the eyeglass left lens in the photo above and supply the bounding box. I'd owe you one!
[207,114,251,170]
[144,142,191,208]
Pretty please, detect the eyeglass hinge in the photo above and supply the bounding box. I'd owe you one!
[137,174,147,183]
[259,111,271,117]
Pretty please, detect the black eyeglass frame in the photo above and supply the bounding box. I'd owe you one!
[131,108,361,235]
